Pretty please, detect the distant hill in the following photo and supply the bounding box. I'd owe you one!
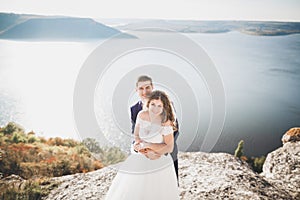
[0,13,33,32]
[0,13,132,40]
[1,13,300,40]
[108,19,300,36]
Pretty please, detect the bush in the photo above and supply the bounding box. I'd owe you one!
[82,138,103,154]
[234,140,244,158]
[0,146,22,176]
[252,156,266,173]
[28,136,39,143]
[232,140,266,173]
[39,137,47,143]
[62,139,78,147]
[82,138,128,166]
[47,137,64,146]
[0,122,24,135]
[0,177,59,200]
[12,132,28,144]
[96,146,127,166]
[0,122,104,179]
[0,134,8,146]
[75,145,90,155]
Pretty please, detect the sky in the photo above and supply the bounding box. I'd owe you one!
[0,0,300,21]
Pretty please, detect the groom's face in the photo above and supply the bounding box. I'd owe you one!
[136,81,153,101]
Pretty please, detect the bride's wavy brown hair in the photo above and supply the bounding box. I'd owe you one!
[146,90,177,131]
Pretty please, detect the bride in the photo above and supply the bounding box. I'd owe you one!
[104,90,180,200]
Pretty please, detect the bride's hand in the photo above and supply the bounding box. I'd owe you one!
[134,140,142,152]
[145,149,161,160]
[133,143,140,152]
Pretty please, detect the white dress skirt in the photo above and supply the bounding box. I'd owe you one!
[104,117,180,200]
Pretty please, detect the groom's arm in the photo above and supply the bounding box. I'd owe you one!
[144,134,174,155]
[130,106,136,134]
[171,101,180,140]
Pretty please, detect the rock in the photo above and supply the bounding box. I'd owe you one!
[282,127,300,144]
[0,174,27,190]
[44,166,117,200]
[43,152,293,200]
[1,174,24,182]
[261,141,300,199]
[178,152,291,200]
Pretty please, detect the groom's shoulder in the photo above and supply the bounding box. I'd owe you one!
[130,101,140,110]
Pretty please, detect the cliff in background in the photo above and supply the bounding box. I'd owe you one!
[111,19,300,36]
[0,13,131,40]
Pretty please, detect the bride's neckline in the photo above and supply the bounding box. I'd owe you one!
[139,118,162,126]
[138,118,172,128]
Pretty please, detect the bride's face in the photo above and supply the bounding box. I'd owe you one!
[148,99,164,116]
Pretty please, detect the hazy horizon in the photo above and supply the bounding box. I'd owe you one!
[1,0,300,22]
[1,11,300,23]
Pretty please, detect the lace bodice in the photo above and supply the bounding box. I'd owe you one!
[136,116,173,144]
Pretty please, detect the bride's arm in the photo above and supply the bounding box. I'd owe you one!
[133,112,143,144]
[133,124,145,153]
[133,120,149,156]
[143,133,174,155]
[134,124,142,144]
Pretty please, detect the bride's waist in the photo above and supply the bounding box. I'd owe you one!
[140,138,164,143]
[136,152,171,159]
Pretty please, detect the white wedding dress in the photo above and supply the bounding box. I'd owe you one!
[104,116,180,200]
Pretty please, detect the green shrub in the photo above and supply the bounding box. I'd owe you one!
[252,156,266,173]
[82,138,103,154]
[28,136,39,144]
[0,122,24,135]
[234,140,244,158]
[62,139,78,147]
[233,140,266,173]
[12,132,28,144]
[82,138,127,166]
[75,145,90,155]
[97,146,127,166]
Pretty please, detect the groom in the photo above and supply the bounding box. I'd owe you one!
[130,75,180,181]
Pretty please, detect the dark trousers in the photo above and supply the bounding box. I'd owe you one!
[173,159,179,186]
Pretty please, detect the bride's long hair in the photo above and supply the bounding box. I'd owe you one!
[146,90,177,131]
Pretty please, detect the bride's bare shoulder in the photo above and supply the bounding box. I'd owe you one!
[137,110,149,120]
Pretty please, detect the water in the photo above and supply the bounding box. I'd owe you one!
[0,32,299,156]
[188,32,300,155]
[0,40,100,139]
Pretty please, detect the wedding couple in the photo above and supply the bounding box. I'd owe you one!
[104,75,180,200]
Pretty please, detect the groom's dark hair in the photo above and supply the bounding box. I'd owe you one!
[136,75,153,86]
